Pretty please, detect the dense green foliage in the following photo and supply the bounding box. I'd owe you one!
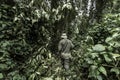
[0,0,120,80]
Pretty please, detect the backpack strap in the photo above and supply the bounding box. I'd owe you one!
[61,39,68,53]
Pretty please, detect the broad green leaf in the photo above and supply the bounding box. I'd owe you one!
[86,58,94,64]
[0,64,8,71]
[93,44,105,52]
[13,74,22,80]
[112,33,120,38]
[0,73,3,79]
[2,42,9,47]
[108,46,113,51]
[91,53,99,59]
[114,42,120,47]
[110,68,120,75]
[109,41,118,46]
[105,37,113,43]
[91,65,98,71]
[98,66,107,76]
[89,66,99,78]
[97,75,103,80]
[112,54,120,60]
[103,54,112,62]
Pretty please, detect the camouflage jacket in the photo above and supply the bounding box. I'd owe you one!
[58,38,74,53]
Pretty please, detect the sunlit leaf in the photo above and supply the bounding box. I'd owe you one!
[93,44,105,52]
[98,66,107,76]
[105,37,113,43]
[91,53,99,59]
[112,33,120,38]
[110,68,120,75]
[0,73,3,79]
[97,75,103,80]
[103,54,112,62]
[112,54,120,60]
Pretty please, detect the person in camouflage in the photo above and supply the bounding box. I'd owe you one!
[58,33,74,70]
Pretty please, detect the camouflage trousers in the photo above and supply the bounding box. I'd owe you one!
[63,59,69,70]
[61,53,72,70]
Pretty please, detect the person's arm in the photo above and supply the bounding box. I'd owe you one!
[58,41,62,53]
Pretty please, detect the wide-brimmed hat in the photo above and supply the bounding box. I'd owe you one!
[61,33,67,38]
